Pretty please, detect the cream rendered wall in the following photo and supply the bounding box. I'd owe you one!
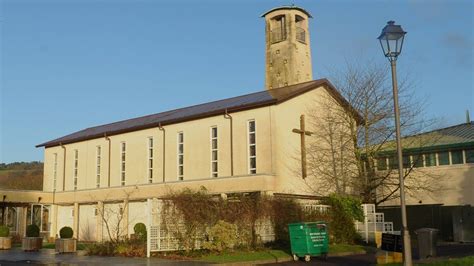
[271,85,355,196]
[43,138,110,191]
[43,146,64,192]
[128,201,147,234]
[101,202,127,241]
[42,106,274,195]
[381,164,474,206]
[78,204,97,241]
[57,205,74,237]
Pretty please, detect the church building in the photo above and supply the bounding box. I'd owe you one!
[0,6,359,243]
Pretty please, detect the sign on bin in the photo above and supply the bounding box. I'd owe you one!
[310,231,326,247]
[381,233,402,252]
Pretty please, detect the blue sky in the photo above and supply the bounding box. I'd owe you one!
[1,0,473,163]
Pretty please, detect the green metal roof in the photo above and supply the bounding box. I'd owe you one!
[377,121,474,154]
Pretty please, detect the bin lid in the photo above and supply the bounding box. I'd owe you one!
[415,228,439,233]
[288,221,327,226]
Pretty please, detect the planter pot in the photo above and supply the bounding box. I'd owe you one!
[55,238,77,253]
[22,237,43,251]
[0,237,12,250]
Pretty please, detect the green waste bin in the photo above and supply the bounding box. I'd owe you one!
[288,221,329,262]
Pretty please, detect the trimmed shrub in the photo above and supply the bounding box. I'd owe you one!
[26,224,40,237]
[323,194,363,244]
[0,225,9,237]
[85,240,146,257]
[202,220,238,252]
[133,223,147,242]
[59,226,74,239]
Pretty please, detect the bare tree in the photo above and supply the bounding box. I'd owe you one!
[93,190,135,243]
[304,59,440,205]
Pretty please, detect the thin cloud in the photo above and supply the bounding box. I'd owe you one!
[441,32,473,68]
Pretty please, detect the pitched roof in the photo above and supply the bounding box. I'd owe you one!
[37,79,360,148]
[378,121,474,154]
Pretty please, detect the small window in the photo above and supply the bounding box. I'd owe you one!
[389,157,398,170]
[376,158,387,170]
[425,153,437,167]
[466,149,474,163]
[412,154,424,168]
[451,150,463,165]
[403,156,411,168]
[438,151,449,166]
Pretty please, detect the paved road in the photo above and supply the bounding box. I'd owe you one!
[263,243,474,266]
[263,254,376,266]
[0,243,472,265]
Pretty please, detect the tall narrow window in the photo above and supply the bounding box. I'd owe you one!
[96,146,101,188]
[53,153,58,191]
[402,155,411,168]
[412,154,424,168]
[148,137,154,183]
[425,153,437,167]
[376,157,387,170]
[451,150,463,165]
[466,149,474,163]
[438,151,449,166]
[73,150,78,190]
[389,156,398,170]
[177,132,184,180]
[295,15,306,43]
[270,15,286,43]
[121,142,126,186]
[210,127,218,177]
[248,120,257,174]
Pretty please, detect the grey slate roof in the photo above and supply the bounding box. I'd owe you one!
[37,79,358,148]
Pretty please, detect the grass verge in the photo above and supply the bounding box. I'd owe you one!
[329,244,365,254]
[42,242,88,250]
[200,244,366,263]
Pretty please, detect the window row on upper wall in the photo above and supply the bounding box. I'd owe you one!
[54,120,257,191]
[376,148,474,171]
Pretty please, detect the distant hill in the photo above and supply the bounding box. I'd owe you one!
[0,162,43,190]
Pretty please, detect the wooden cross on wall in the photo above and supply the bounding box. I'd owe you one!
[292,114,313,179]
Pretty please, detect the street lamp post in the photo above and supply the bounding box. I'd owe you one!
[378,21,412,266]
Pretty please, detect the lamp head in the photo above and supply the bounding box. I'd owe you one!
[378,21,407,61]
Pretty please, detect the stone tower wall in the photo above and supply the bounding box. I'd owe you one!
[264,8,313,89]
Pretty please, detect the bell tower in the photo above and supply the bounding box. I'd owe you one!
[262,6,313,90]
